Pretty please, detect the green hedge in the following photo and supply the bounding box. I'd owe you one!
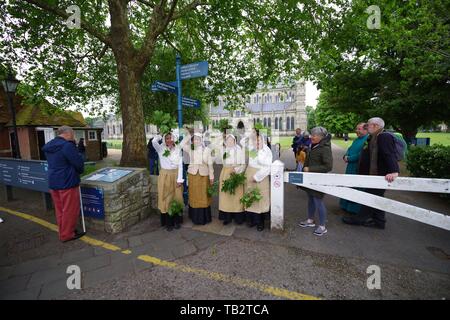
[406,144,450,179]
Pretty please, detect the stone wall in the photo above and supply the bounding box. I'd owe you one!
[81,167,158,233]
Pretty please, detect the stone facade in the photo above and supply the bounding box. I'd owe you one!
[81,167,158,233]
[209,80,307,136]
[102,114,158,140]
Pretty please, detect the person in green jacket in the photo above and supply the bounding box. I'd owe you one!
[298,127,333,236]
[339,123,369,214]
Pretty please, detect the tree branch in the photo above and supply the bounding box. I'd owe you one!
[135,0,156,8]
[170,0,207,21]
[20,0,111,47]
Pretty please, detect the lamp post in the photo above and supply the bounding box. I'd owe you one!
[2,72,21,158]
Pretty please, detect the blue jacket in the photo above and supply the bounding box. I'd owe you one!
[42,136,84,190]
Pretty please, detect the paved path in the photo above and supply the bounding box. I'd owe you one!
[0,144,449,300]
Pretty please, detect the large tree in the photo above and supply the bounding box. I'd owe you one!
[1,0,346,166]
[306,0,450,141]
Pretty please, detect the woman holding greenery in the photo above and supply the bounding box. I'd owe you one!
[152,132,184,231]
[218,134,247,225]
[240,129,273,231]
[181,132,214,225]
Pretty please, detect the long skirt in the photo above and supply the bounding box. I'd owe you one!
[244,166,270,226]
[188,173,212,225]
[158,168,184,214]
[218,166,245,224]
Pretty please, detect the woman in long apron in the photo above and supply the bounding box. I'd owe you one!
[182,132,214,225]
[241,129,273,231]
[152,132,184,231]
[218,134,246,225]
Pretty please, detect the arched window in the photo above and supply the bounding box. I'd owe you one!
[257,118,260,123]
[253,118,256,125]
[279,117,283,131]
[286,117,290,130]
[275,117,278,130]
[268,118,271,128]
[264,118,267,127]
[291,117,294,130]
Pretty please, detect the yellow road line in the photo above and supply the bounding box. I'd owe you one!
[1,206,320,300]
[138,255,319,300]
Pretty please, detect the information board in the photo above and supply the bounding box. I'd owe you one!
[85,168,132,183]
[0,158,49,192]
[81,187,105,219]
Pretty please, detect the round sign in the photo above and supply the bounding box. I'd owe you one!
[274,181,281,188]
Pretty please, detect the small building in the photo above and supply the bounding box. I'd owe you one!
[0,88,104,161]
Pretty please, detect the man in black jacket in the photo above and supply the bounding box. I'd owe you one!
[342,117,399,229]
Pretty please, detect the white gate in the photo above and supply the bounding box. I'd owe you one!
[270,160,450,231]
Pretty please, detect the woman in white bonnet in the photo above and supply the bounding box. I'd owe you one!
[181,131,215,225]
[218,134,246,225]
[240,127,273,231]
[152,131,184,231]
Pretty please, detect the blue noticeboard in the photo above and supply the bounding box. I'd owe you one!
[0,158,49,192]
[81,187,104,219]
[288,172,303,185]
[412,137,430,146]
[180,61,209,80]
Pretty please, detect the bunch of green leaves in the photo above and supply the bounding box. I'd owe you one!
[153,111,177,135]
[254,123,271,137]
[207,181,219,197]
[240,187,262,208]
[168,200,184,217]
[248,149,258,159]
[221,173,246,195]
[162,149,171,157]
[223,152,229,160]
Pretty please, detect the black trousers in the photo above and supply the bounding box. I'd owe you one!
[358,188,386,225]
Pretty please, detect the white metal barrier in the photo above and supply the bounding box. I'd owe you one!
[269,160,450,231]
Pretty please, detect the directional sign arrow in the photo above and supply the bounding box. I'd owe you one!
[180,61,209,80]
[182,97,201,108]
[150,81,177,93]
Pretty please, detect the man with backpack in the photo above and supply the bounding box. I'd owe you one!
[342,117,399,229]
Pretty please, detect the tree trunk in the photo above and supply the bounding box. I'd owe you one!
[116,61,147,167]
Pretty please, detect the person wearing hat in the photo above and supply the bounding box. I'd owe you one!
[181,131,214,225]
[152,131,184,231]
[218,134,246,225]
[240,128,273,231]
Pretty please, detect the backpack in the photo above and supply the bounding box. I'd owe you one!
[385,132,407,161]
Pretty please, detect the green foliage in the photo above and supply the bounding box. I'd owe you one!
[248,149,258,159]
[314,92,363,135]
[214,119,232,133]
[207,181,219,197]
[240,187,262,208]
[305,106,317,131]
[307,0,450,140]
[168,200,184,217]
[152,111,177,135]
[163,149,171,157]
[254,122,271,137]
[406,145,450,179]
[221,173,246,195]
[81,163,97,177]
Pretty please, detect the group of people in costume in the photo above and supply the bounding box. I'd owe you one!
[152,127,272,232]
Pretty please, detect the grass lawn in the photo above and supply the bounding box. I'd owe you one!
[332,132,450,150]
[104,139,123,150]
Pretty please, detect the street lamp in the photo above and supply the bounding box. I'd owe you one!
[2,72,21,158]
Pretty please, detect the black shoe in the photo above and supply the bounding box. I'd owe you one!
[166,225,174,232]
[342,216,363,226]
[160,214,167,227]
[174,216,182,229]
[223,220,231,226]
[247,222,256,228]
[63,230,86,242]
[257,225,264,232]
[362,218,385,229]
